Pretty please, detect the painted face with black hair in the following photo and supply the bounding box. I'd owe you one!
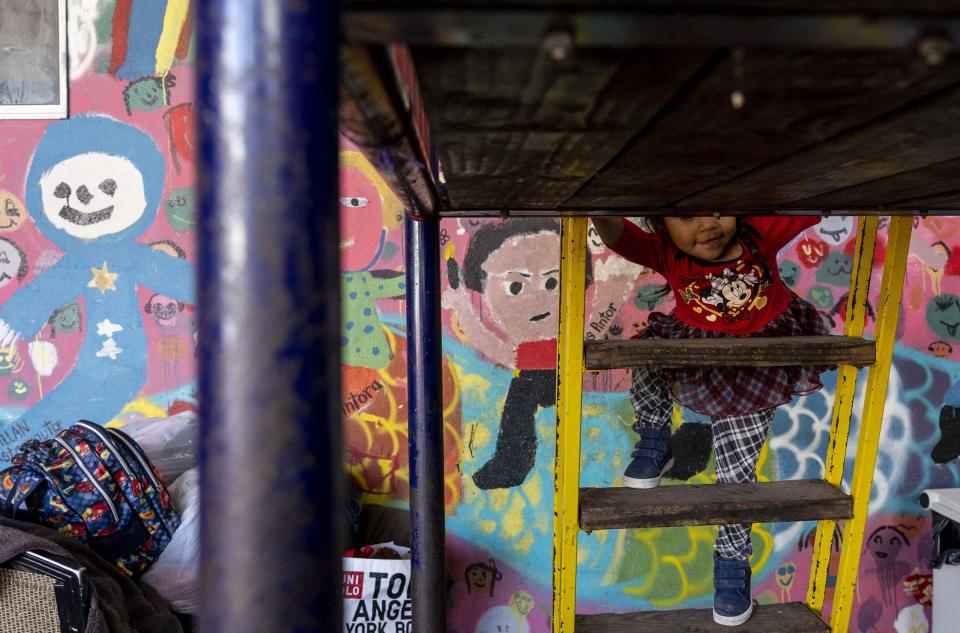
[480,231,560,343]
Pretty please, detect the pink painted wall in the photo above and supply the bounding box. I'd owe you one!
[0,1,196,457]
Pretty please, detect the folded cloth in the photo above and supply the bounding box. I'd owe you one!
[0,515,183,633]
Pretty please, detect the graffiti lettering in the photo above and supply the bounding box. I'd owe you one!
[585,302,618,341]
[343,380,384,415]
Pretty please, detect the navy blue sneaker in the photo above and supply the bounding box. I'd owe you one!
[623,426,674,489]
[713,554,754,626]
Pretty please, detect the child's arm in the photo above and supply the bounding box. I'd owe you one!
[748,216,821,251]
[592,218,624,247]
[592,218,664,271]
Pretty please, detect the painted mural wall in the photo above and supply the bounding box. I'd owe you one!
[0,0,197,461]
[343,145,960,632]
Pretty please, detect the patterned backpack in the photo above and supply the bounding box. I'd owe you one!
[0,420,180,577]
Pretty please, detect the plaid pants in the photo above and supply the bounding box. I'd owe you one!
[630,366,774,560]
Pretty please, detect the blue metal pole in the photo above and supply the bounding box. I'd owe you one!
[404,214,447,633]
[196,2,343,632]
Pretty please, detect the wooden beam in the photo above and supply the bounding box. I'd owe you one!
[349,0,960,11]
[435,207,949,216]
[344,7,960,50]
[340,44,440,217]
[576,602,829,633]
[583,335,875,371]
[579,479,852,531]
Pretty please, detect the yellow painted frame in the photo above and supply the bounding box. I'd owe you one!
[553,217,587,632]
[829,216,913,633]
[806,216,878,613]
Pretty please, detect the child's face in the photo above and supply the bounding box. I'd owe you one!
[662,216,739,261]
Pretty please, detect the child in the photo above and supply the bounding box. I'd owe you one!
[593,214,827,627]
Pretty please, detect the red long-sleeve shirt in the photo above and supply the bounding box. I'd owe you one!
[608,217,820,335]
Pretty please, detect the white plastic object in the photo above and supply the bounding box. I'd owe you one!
[140,467,199,615]
[119,411,198,484]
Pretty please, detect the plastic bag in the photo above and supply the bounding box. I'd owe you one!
[119,411,198,484]
[140,467,199,614]
[343,542,411,633]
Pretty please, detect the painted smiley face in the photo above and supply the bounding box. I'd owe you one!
[867,526,909,561]
[807,285,835,309]
[145,293,183,323]
[928,340,953,357]
[123,76,169,113]
[50,303,82,333]
[0,348,20,376]
[39,152,146,240]
[816,216,855,245]
[8,379,28,399]
[779,260,800,288]
[926,294,960,340]
[776,563,796,588]
[0,237,26,288]
[511,591,534,616]
[466,566,493,591]
[815,251,854,287]
[795,236,829,268]
[0,190,27,233]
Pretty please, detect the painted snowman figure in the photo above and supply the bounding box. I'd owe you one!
[0,116,193,458]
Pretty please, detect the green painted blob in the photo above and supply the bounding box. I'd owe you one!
[806,286,835,309]
[634,283,671,311]
[165,188,195,232]
[815,251,853,287]
[381,241,398,262]
[8,379,28,400]
[926,293,960,340]
[124,77,168,113]
[341,271,406,369]
[50,303,81,335]
[779,260,800,288]
[94,1,118,45]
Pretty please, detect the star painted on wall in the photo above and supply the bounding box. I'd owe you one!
[88,261,118,294]
[96,319,123,338]
[96,338,123,360]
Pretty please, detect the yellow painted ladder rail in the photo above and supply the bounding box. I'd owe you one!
[552,215,913,633]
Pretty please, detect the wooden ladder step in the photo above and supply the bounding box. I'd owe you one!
[579,479,851,531]
[575,601,829,633]
[584,335,874,370]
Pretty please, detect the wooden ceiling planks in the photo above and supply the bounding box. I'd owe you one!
[676,78,960,210]
[412,47,712,209]
[785,157,960,210]
[555,52,960,211]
